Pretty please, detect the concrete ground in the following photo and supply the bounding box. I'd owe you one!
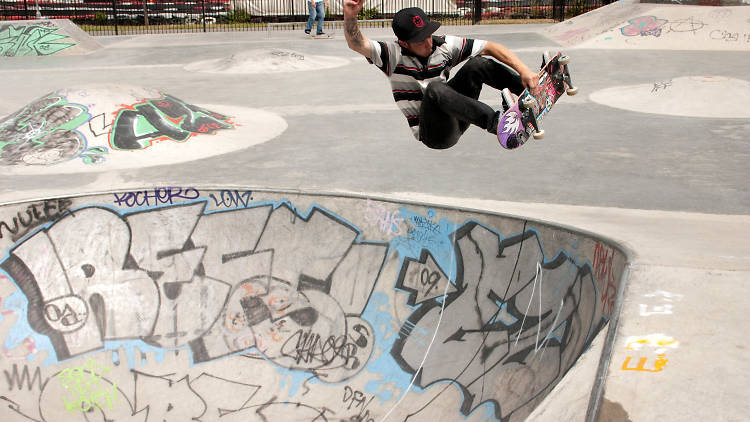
[1,7,749,421]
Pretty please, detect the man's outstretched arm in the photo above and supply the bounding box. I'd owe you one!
[481,41,539,94]
[343,0,372,58]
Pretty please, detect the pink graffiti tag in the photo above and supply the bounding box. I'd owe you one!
[555,28,589,43]
[621,16,668,37]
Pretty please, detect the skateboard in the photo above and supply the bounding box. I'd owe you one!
[311,33,332,39]
[497,51,577,149]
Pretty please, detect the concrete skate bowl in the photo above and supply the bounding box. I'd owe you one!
[0,189,629,422]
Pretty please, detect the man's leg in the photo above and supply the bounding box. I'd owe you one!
[316,2,325,34]
[305,1,316,34]
[449,56,525,99]
[418,87,464,149]
[419,57,526,148]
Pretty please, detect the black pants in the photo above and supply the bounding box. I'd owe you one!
[419,56,524,149]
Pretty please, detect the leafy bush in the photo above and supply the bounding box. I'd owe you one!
[228,8,253,23]
[358,7,378,20]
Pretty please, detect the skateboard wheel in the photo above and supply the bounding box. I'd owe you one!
[559,55,570,66]
[533,130,545,140]
[566,86,579,96]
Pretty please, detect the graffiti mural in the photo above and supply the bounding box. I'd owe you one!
[0,189,627,422]
[0,94,95,166]
[620,16,669,37]
[0,23,75,57]
[110,94,234,150]
[0,88,244,172]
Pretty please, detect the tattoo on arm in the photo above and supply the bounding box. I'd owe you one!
[345,19,363,44]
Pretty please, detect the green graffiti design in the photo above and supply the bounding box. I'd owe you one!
[109,94,235,150]
[0,24,75,56]
[0,94,94,166]
[56,358,120,414]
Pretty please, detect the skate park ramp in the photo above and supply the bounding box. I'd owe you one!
[543,0,750,50]
[0,189,628,422]
[0,85,286,174]
[184,48,350,74]
[0,19,102,56]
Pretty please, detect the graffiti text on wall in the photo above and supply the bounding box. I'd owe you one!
[57,358,119,414]
[1,200,387,385]
[112,187,200,208]
[0,194,619,421]
[0,23,75,56]
[0,198,72,241]
[392,224,602,420]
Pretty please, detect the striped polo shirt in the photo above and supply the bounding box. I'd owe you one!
[367,35,488,139]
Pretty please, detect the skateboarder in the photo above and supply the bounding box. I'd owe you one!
[343,2,540,149]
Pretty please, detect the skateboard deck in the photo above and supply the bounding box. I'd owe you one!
[311,33,332,39]
[497,51,577,149]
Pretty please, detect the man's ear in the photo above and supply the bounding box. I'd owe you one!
[397,40,408,49]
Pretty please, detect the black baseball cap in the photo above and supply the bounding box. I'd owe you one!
[392,7,441,43]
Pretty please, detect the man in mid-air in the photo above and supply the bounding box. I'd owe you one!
[343,2,539,149]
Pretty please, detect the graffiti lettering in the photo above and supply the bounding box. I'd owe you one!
[420,268,441,296]
[282,330,360,368]
[209,189,254,208]
[2,201,383,381]
[621,354,668,372]
[0,198,72,241]
[393,226,601,420]
[363,199,403,236]
[343,386,376,421]
[44,300,86,328]
[593,242,617,315]
[396,249,456,305]
[709,29,750,42]
[112,187,200,208]
[110,94,234,150]
[621,333,678,374]
[272,50,305,60]
[0,24,75,56]
[411,215,439,233]
[57,359,119,414]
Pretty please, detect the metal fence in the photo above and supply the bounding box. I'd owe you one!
[0,0,608,35]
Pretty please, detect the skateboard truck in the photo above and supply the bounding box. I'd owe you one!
[519,92,544,140]
[502,88,544,140]
[557,54,578,96]
[543,51,578,96]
